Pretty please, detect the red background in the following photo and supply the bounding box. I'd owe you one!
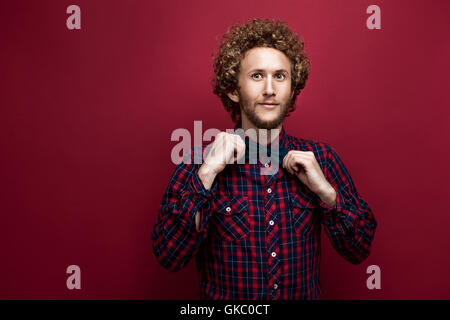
[1,0,449,299]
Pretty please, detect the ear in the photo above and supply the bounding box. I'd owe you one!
[290,89,295,99]
[227,90,240,103]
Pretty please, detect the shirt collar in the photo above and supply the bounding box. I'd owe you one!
[233,123,289,165]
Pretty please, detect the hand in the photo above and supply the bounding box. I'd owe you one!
[201,131,246,176]
[282,150,337,206]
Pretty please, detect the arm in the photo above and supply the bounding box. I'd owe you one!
[152,131,245,271]
[319,145,378,264]
[151,162,218,272]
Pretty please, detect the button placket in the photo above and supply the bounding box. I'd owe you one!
[263,180,280,299]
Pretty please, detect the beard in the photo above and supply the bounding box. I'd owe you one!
[239,92,291,130]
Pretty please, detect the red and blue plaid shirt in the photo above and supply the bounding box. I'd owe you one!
[152,124,377,299]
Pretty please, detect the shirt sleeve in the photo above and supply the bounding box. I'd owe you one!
[318,144,378,265]
[151,158,218,272]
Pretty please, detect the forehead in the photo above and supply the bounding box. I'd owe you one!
[240,47,291,72]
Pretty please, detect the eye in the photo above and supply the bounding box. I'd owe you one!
[251,73,262,79]
[275,73,286,80]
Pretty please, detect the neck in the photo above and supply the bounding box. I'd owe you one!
[241,117,282,146]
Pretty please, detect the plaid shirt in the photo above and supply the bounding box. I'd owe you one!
[152,124,377,299]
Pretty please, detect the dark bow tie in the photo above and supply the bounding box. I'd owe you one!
[243,138,289,166]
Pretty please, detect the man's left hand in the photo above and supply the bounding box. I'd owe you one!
[282,150,337,207]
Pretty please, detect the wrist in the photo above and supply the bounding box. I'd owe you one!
[198,164,217,190]
[199,163,216,177]
[318,183,337,207]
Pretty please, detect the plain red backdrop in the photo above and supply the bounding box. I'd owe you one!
[1,0,449,299]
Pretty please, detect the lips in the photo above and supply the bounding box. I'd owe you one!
[259,102,278,105]
[259,103,279,109]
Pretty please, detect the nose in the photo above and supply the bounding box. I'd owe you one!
[263,75,275,97]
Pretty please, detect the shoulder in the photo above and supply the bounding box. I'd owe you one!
[286,134,333,156]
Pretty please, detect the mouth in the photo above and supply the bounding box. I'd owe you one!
[258,103,279,109]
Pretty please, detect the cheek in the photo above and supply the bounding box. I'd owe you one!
[240,84,260,101]
[281,83,292,96]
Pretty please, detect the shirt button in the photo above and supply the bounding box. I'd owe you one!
[273,283,278,290]
[225,207,231,212]
[269,220,274,226]
[267,188,272,193]
[271,252,277,258]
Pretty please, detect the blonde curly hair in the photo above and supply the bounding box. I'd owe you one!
[212,18,310,124]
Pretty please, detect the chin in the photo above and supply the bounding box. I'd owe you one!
[243,104,287,129]
[257,114,280,124]
[255,119,284,130]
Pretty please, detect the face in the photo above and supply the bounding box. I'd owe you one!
[227,47,294,130]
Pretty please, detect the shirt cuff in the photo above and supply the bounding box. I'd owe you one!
[318,185,344,213]
[187,166,217,233]
[190,166,217,198]
[318,186,355,236]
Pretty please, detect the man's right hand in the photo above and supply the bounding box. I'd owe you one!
[200,131,246,180]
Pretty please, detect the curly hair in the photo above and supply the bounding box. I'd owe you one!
[212,18,310,124]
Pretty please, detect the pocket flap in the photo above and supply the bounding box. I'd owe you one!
[290,192,315,236]
[212,194,249,215]
[290,192,315,208]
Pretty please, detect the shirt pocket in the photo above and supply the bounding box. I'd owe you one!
[290,192,315,237]
[211,194,250,242]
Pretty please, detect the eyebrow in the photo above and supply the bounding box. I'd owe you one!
[249,69,290,73]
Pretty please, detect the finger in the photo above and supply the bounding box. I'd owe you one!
[284,152,295,174]
[285,151,309,173]
[230,140,240,164]
[283,151,293,168]
[286,152,298,174]
[288,150,314,157]
[236,143,246,162]
[288,154,308,173]
[230,139,246,163]
[282,152,289,170]
[223,139,235,164]
[232,142,245,163]
[293,151,316,168]
[286,153,296,174]
[234,135,247,162]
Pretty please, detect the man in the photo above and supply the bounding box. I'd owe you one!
[152,18,377,299]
